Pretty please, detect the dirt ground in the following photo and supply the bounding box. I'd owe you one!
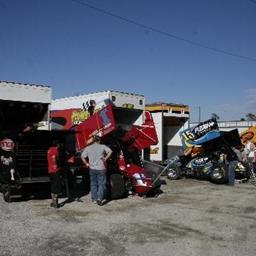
[1,178,256,256]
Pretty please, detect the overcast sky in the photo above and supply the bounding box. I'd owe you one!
[0,0,255,122]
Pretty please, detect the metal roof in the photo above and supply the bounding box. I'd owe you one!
[53,90,144,101]
[0,81,51,103]
[146,102,188,108]
[0,80,50,88]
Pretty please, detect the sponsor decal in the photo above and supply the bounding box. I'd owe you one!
[182,119,218,141]
[71,110,89,125]
[122,103,134,109]
[240,131,254,144]
[184,119,219,140]
[82,100,96,116]
[0,138,15,151]
[99,108,111,127]
[150,147,159,154]
[180,119,219,154]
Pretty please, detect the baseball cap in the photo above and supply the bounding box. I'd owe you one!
[93,135,101,142]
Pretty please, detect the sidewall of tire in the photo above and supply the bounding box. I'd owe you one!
[109,173,126,199]
[210,164,228,184]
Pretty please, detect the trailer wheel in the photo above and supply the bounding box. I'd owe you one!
[210,164,228,184]
[109,173,126,199]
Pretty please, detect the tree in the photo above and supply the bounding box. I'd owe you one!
[246,113,256,121]
[210,113,220,120]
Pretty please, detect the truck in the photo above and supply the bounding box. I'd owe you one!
[50,90,161,199]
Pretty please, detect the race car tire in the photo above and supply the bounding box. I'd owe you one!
[3,189,11,202]
[109,173,126,199]
[167,166,181,180]
[210,164,228,184]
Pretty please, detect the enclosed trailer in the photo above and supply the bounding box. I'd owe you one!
[0,81,51,131]
[51,90,145,127]
[0,81,52,201]
[145,103,190,163]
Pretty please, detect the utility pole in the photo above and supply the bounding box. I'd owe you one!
[198,106,201,123]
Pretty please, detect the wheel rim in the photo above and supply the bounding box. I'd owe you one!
[167,169,177,178]
[212,168,224,179]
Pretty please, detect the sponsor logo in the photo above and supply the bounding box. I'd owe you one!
[71,110,89,125]
[99,108,111,127]
[0,138,15,151]
[182,119,218,141]
[150,147,159,154]
[122,103,134,109]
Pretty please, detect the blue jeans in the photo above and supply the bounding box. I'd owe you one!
[89,169,107,201]
[228,160,237,185]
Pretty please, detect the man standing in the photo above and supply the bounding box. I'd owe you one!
[245,141,256,170]
[225,145,244,186]
[81,135,112,205]
[47,141,62,208]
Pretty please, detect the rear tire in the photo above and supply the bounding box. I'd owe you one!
[109,173,126,199]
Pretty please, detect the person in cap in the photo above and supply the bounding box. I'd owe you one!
[81,135,112,205]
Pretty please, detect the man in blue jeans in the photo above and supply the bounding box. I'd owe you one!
[226,146,241,186]
[81,135,112,205]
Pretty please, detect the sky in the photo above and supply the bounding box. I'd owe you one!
[0,0,256,122]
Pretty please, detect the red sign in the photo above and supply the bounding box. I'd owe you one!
[0,138,15,151]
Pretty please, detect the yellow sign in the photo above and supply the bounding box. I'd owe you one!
[71,110,89,125]
[122,103,134,109]
[150,147,159,154]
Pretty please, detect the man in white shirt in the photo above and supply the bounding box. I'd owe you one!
[81,135,112,205]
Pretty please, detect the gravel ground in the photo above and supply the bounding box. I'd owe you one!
[1,178,256,256]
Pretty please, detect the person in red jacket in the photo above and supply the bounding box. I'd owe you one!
[47,141,62,208]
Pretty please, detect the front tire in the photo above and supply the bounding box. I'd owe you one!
[167,166,181,180]
[210,164,228,184]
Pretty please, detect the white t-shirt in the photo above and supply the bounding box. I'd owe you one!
[81,143,112,170]
[246,142,256,158]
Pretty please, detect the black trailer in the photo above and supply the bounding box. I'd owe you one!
[0,130,75,202]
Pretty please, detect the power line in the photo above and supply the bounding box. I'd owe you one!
[70,0,256,62]
[249,0,256,4]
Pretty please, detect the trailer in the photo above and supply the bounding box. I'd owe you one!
[145,103,190,164]
[0,81,52,201]
[0,81,51,131]
[51,90,144,127]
